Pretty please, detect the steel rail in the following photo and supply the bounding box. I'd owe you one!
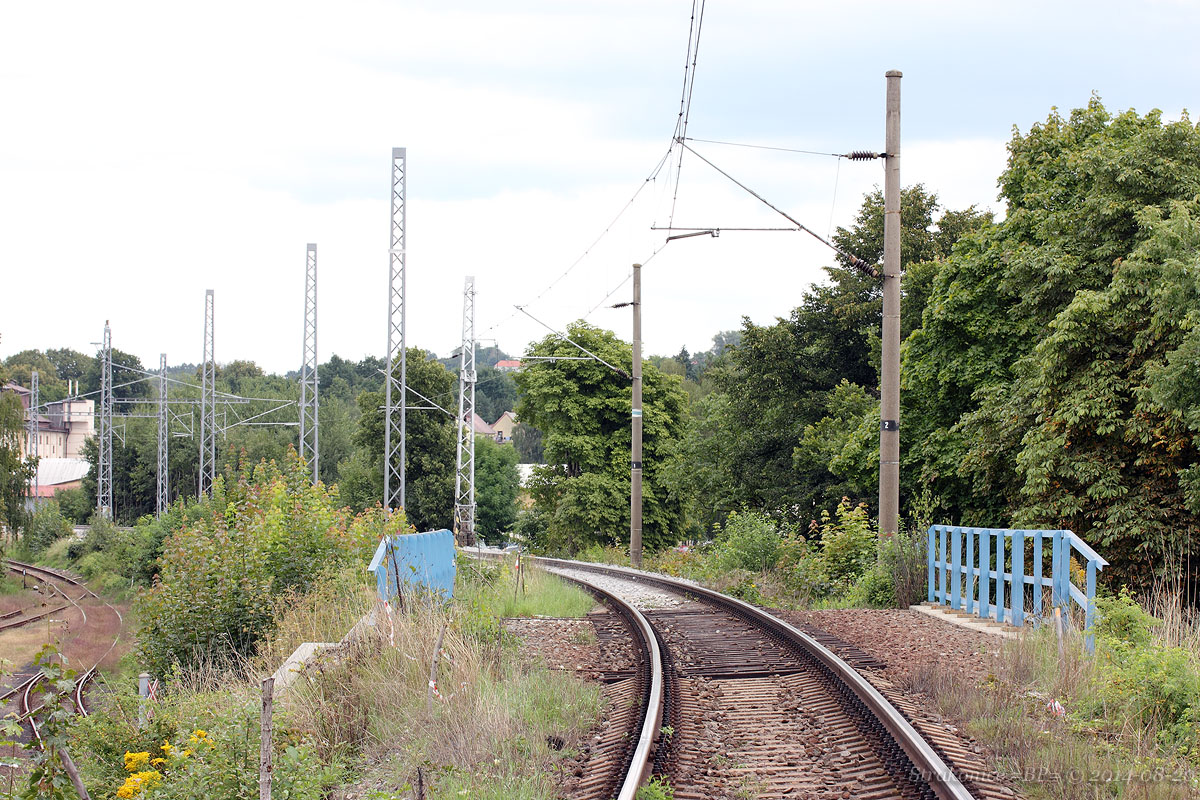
[534,557,977,800]
[5,560,124,720]
[554,571,664,800]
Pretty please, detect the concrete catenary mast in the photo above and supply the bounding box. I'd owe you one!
[384,147,408,514]
[454,276,478,546]
[299,243,319,483]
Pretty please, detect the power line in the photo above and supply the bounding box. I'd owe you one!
[667,0,707,235]
[478,146,674,341]
[676,139,879,278]
[683,136,846,158]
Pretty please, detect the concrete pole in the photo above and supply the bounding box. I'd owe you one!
[630,263,644,568]
[879,70,902,537]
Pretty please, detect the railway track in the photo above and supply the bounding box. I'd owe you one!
[481,552,983,800]
[2,559,123,746]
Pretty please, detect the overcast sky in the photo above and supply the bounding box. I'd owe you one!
[3,0,1197,374]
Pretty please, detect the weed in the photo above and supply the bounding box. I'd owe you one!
[635,775,674,800]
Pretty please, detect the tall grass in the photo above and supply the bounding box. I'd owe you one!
[910,590,1200,799]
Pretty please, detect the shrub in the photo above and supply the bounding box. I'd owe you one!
[813,499,877,588]
[715,511,783,573]
[846,560,896,608]
[136,449,401,677]
[1095,588,1157,646]
[23,499,72,555]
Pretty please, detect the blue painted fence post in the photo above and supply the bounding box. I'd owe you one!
[939,527,948,604]
[951,528,962,609]
[1085,559,1097,653]
[1033,532,1043,618]
[1050,531,1062,609]
[979,530,990,619]
[1012,530,1024,627]
[964,529,975,615]
[927,527,936,603]
[995,530,1006,624]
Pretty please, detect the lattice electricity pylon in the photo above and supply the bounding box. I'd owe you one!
[157,353,169,517]
[199,290,217,496]
[97,322,114,519]
[28,370,39,505]
[299,243,320,484]
[383,147,408,514]
[453,276,478,546]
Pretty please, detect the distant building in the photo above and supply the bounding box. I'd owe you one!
[472,412,496,437]
[492,411,518,442]
[4,382,95,460]
[494,359,522,372]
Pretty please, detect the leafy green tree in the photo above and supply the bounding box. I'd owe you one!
[512,422,544,464]
[0,391,33,536]
[474,436,520,544]
[351,349,456,531]
[516,322,688,552]
[903,99,1200,560]
[681,186,991,529]
[4,350,68,401]
[475,365,518,425]
[1014,201,1200,584]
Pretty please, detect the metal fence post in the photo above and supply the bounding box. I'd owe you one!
[964,529,975,615]
[950,528,962,609]
[1050,531,1062,609]
[938,527,948,604]
[1012,530,1024,627]
[979,530,990,619]
[1033,532,1044,618]
[1085,559,1097,653]
[995,530,1006,624]
[927,527,936,603]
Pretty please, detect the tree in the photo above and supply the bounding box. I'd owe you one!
[0,391,33,535]
[475,365,518,425]
[1014,201,1200,585]
[351,349,456,531]
[474,436,520,544]
[903,99,1200,555]
[512,422,544,464]
[516,322,688,552]
[673,185,990,528]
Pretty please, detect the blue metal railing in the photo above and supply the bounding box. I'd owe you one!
[926,526,1108,652]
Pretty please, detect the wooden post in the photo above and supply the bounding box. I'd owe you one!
[59,747,91,800]
[260,677,274,800]
[426,623,448,717]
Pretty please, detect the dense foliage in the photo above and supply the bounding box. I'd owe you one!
[136,450,389,676]
[516,322,689,553]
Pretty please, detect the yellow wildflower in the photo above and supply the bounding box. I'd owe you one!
[187,729,211,747]
[161,740,176,755]
[116,770,162,798]
[151,757,166,766]
[123,751,151,773]
[182,748,194,758]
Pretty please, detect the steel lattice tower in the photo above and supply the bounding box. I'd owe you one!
[199,290,217,496]
[383,147,408,514]
[157,353,169,516]
[299,243,320,484]
[28,370,39,505]
[97,322,114,518]
[454,276,478,546]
